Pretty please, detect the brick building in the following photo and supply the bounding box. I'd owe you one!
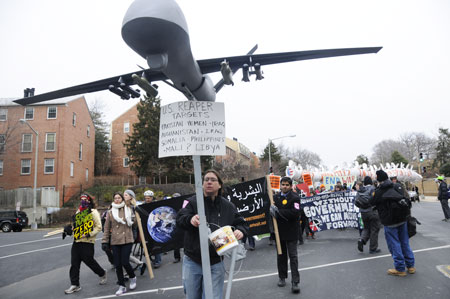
[110,103,139,182]
[0,96,95,206]
[215,137,260,169]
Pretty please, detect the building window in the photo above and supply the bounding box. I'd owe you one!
[0,160,3,175]
[85,168,89,182]
[45,133,56,151]
[0,134,5,152]
[24,107,34,120]
[21,134,32,152]
[0,109,7,121]
[124,122,130,133]
[21,159,31,175]
[123,157,129,167]
[70,162,74,177]
[47,106,57,119]
[87,125,90,137]
[42,186,56,191]
[44,158,55,174]
[72,113,76,126]
[79,143,83,160]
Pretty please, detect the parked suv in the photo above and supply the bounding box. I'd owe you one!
[0,210,29,232]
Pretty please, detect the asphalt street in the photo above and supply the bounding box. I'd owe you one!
[0,200,449,299]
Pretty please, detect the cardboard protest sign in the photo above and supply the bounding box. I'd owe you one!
[73,208,94,240]
[302,173,313,188]
[223,177,271,235]
[323,175,357,191]
[295,183,311,198]
[269,175,281,191]
[301,191,361,232]
[137,195,189,255]
[159,101,226,157]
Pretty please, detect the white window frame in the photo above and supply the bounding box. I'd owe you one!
[47,106,57,119]
[85,168,89,182]
[44,158,55,174]
[45,133,56,151]
[124,122,130,133]
[42,186,56,191]
[21,159,31,175]
[0,160,3,175]
[70,161,74,177]
[21,134,32,152]
[0,109,7,121]
[24,107,34,120]
[79,143,83,160]
[87,125,90,137]
[72,112,76,126]
[123,157,129,167]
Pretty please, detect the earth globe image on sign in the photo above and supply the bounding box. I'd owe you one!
[147,206,177,243]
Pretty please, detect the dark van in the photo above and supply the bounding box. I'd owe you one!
[0,210,29,232]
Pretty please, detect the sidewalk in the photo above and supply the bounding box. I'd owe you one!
[421,195,439,202]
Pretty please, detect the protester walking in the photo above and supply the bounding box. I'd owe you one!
[176,169,248,299]
[270,176,301,294]
[64,194,107,294]
[371,170,415,277]
[355,177,381,254]
[437,176,450,222]
[102,192,137,296]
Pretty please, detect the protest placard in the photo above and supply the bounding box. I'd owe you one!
[159,101,226,157]
[73,208,94,240]
[223,177,271,235]
[301,191,361,232]
[269,175,281,191]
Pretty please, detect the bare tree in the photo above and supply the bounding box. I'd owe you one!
[399,132,436,161]
[280,145,322,169]
[371,139,407,165]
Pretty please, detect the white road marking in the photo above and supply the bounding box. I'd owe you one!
[83,244,450,299]
[0,238,102,259]
[0,236,59,248]
[436,264,450,279]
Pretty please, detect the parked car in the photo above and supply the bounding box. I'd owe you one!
[0,210,29,232]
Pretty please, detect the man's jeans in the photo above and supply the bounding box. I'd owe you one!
[384,222,415,272]
[182,255,225,299]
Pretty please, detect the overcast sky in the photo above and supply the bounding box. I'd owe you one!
[1,0,449,167]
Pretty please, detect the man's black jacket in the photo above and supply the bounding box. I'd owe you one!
[273,191,301,240]
[371,179,410,225]
[176,195,248,265]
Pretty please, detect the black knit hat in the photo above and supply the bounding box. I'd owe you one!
[363,176,373,185]
[376,170,389,182]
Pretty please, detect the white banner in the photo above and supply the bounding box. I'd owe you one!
[159,101,226,158]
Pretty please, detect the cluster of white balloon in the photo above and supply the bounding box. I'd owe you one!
[285,160,423,186]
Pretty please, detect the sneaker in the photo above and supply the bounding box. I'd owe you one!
[129,277,137,290]
[64,285,81,294]
[173,257,181,263]
[152,262,161,269]
[99,273,107,285]
[407,267,416,274]
[387,269,407,277]
[277,278,286,287]
[357,239,364,252]
[249,246,255,251]
[369,249,381,254]
[291,282,300,294]
[115,286,127,296]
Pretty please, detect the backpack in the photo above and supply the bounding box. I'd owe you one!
[382,183,410,223]
[355,186,372,209]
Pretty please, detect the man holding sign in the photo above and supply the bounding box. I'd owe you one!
[270,177,301,294]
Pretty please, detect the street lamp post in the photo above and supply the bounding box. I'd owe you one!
[268,134,296,173]
[20,119,38,230]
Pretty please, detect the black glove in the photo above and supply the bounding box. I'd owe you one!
[101,243,110,252]
[63,225,73,236]
[62,231,67,240]
[270,205,279,218]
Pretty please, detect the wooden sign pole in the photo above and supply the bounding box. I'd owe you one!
[133,201,154,279]
[266,175,282,255]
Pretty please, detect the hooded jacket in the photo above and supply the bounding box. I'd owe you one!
[371,179,409,226]
[176,195,248,265]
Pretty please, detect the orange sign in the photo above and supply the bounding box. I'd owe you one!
[302,173,313,187]
[269,175,281,190]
